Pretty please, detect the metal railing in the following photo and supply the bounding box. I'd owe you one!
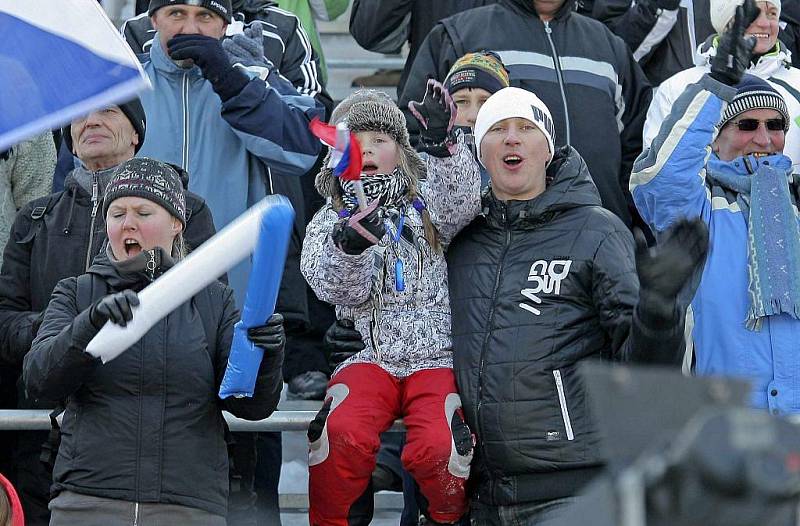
[326,58,406,70]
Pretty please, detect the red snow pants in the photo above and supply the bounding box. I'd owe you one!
[307,363,472,525]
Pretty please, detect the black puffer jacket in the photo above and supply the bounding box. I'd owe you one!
[22,249,283,516]
[447,146,684,505]
[398,0,652,228]
[0,171,216,369]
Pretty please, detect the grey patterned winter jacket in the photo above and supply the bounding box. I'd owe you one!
[301,142,481,377]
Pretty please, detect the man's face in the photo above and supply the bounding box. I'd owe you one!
[713,107,785,161]
[746,1,780,55]
[71,106,138,170]
[151,5,226,64]
[534,0,567,20]
[480,117,551,201]
[453,87,493,128]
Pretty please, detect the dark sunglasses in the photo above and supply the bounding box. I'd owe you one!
[731,118,786,132]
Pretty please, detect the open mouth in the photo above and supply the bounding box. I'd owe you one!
[361,161,379,175]
[752,152,771,157]
[503,154,523,168]
[124,239,142,256]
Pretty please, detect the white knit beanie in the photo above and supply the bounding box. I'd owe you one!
[474,87,556,166]
[711,0,781,34]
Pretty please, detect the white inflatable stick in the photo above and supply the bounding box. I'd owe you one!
[86,196,288,363]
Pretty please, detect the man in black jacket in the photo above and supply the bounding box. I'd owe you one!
[326,86,708,524]
[398,0,652,231]
[0,99,218,526]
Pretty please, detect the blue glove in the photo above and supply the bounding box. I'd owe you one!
[168,34,249,101]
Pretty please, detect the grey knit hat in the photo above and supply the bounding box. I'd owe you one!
[314,90,426,202]
[103,158,187,227]
[720,75,790,131]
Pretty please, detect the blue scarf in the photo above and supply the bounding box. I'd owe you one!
[707,154,800,330]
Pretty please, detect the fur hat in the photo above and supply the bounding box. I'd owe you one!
[710,0,780,34]
[719,74,790,131]
[314,90,426,203]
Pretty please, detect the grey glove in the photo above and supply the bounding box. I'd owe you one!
[223,21,274,70]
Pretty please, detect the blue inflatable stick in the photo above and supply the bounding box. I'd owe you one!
[219,196,295,399]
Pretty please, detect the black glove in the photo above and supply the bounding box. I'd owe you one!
[331,200,386,255]
[168,34,250,101]
[635,218,709,324]
[88,289,140,329]
[323,319,365,370]
[408,78,457,157]
[247,313,285,353]
[709,0,759,86]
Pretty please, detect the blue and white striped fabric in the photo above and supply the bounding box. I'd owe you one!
[0,1,149,151]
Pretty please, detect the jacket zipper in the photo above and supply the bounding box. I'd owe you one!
[543,20,571,145]
[181,73,190,170]
[475,209,513,499]
[85,175,100,271]
[553,369,575,440]
[133,502,139,526]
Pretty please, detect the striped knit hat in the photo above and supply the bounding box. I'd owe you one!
[444,51,510,95]
[720,75,790,131]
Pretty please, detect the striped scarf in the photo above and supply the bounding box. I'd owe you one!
[340,168,408,212]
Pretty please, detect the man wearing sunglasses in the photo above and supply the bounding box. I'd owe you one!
[632,0,800,416]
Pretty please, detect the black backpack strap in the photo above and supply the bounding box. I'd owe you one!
[18,195,57,244]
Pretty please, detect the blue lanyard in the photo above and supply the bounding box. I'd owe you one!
[392,210,406,292]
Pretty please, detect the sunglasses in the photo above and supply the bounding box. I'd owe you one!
[731,118,786,132]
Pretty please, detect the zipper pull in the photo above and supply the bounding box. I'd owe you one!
[146,250,158,281]
[544,20,552,33]
[90,176,99,218]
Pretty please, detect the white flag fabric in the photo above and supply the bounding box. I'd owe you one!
[0,0,149,151]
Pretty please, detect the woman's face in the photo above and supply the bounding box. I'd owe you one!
[356,131,400,177]
[106,196,182,261]
[453,87,493,128]
[746,1,780,55]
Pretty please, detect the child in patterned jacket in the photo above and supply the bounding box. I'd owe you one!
[300,85,481,525]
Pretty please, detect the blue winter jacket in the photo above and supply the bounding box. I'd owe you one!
[137,35,323,305]
[631,74,800,415]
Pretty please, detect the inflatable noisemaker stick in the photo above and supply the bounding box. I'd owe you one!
[219,197,294,399]
[85,196,294,364]
[309,117,367,210]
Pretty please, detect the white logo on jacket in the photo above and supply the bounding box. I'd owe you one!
[520,259,572,315]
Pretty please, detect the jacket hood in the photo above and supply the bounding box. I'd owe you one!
[503,0,577,20]
[87,245,177,291]
[485,145,601,226]
[696,35,791,73]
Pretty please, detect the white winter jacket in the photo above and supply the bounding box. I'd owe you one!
[643,38,800,162]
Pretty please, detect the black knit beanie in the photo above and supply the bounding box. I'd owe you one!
[64,97,147,155]
[103,158,187,227]
[148,0,233,22]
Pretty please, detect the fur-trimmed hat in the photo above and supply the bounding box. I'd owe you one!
[314,90,426,204]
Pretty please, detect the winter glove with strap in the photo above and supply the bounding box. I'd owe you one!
[408,78,458,158]
[247,313,285,353]
[168,34,250,101]
[331,200,386,255]
[709,0,759,86]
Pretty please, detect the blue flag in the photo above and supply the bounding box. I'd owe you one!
[0,1,149,151]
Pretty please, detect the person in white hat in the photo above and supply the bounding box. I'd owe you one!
[643,0,800,161]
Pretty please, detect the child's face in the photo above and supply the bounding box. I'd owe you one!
[453,87,492,128]
[356,131,400,176]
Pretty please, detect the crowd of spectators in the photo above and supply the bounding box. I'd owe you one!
[2,0,800,524]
